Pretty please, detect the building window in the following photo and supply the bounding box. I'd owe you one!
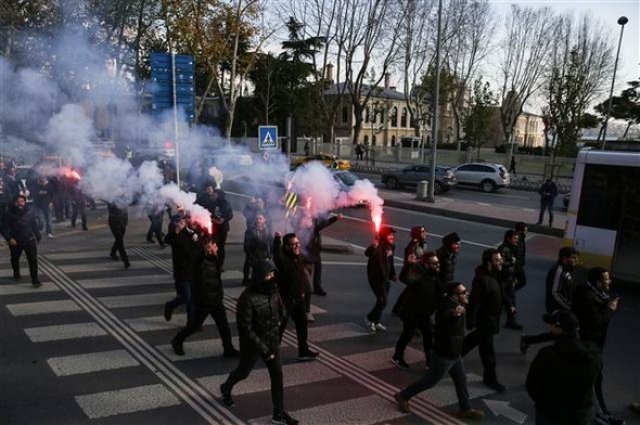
[372,135,377,146]
[372,110,377,124]
[391,135,396,146]
[364,107,369,123]
[364,135,369,145]
[342,106,349,123]
[391,107,398,127]
[401,108,407,127]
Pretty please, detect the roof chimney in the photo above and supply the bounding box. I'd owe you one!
[326,63,334,82]
[384,73,391,89]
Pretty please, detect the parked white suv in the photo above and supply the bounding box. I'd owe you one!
[454,162,510,192]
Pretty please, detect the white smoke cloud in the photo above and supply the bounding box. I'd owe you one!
[45,104,95,165]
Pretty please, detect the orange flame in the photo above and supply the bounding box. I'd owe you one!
[372,213,382,234]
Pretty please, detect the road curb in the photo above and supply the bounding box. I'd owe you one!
[383,199,564,237]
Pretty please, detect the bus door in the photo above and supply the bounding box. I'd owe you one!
[612,169,640,282]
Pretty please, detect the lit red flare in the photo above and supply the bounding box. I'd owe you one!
[372,213,382,234]
[60,166,81,181]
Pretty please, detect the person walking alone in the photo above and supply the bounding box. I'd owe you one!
[107,202,130,268]
[364,226,397,333]
[2,195,42,287]
[537,178,558,227]
[218,260,299,425]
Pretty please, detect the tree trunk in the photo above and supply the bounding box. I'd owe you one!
[622,121,632,140]
[195,72,216,123]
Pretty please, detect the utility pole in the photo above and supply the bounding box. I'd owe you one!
[427,0,442,203]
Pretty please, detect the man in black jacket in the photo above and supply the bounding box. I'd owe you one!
[462,248,514,392]
[2,195,42,286]
[526,310,601,425]
[32,176,54,238]
[364,226,397,333]
[391,251,443,369]
[436,232,461,284]
[498,229,523,330]
[572,267,624,425]
[274,232,318,360]
[210,188,233,270]
[537,178,558,227]
[394,282,484,419]
[171,237,238,358]
[520,246,579,355]
[243,211,272,285]
[218,260,299,425]
[164,215,198,322]
[107,202,130,268]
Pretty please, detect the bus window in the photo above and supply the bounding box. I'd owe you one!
[577,164,627,230]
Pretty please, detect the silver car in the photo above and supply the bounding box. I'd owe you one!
[454,163,510,192]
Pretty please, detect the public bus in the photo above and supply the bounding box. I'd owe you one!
[564,146,640,284]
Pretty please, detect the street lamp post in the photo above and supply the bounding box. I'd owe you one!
[427,0,443,203]
[601,16,628,150]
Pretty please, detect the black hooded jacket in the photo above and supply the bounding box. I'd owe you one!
[192,252,224,306]
[365,241,396,292]
[273,235,310,303]
[2,204,41,244]
[526,335,601,424]
[466,266,512,334]
[236,260,286,357]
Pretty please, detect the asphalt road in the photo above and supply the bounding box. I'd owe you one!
[1,197,638,425]
[353,171,566,212]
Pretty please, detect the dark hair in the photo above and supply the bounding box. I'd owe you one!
[504,229,517,242]
[442,232,461,246]
[283,233,297,245]
[445,281,464,297]
[482,248,499,266]
[558,246,578,260]
[515,222,527,232]
[13,194,26,202]
[588,267,608,284]
[421,251,438,263]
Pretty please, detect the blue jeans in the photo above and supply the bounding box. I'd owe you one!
[401,350,471,412]
[167,280,193,319]
[367,281,390,324]
[538,198,555,225]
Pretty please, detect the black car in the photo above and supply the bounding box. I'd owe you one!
[381,164,457,194]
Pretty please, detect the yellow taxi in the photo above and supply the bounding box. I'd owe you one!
[293,153,351,170]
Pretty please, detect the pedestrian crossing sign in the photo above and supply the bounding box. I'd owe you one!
[258,126,278,150]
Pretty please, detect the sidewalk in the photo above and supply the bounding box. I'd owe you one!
[378,188,565,237]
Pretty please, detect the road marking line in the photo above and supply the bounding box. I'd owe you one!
[74,384,181,419]
[39,257,244,425]
[47,349,139,376]
[25,322,107,342]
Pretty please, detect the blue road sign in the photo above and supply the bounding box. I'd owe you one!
[150,53,195,122]
[258,126,278,150]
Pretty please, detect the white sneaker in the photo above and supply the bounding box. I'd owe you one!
[374,322,387,331]
[47,233,54,238]
[364,317,376,333]
[306,312,315,322]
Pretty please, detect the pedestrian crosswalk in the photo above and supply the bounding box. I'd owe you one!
[0,246,494,425]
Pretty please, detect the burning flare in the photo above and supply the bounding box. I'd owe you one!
[60,166,81,181]
[372,213,382,235]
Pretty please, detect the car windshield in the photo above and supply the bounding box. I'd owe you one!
[335,171,358,186]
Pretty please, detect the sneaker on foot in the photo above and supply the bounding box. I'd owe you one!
[364,317,376,333]
[391,357,410,370]
[47,233,54,238]
[374,322,387,331]
[171,339,185,356]
[520,335,529,355]
[272,411,298,425]
[109,254,119,261]
[32,281,42,288]
[458,409,484,419]
[218,384,234,407]
[394,392,410,414]
[297,350,319,361]
[306,312,315,322]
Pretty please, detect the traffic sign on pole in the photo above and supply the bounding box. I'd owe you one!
[258,126,278,150]
[150,53,195,122]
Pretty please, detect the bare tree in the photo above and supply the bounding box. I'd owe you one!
[442,0,495,150]
[498,5,557,146]
[400,0,437,140]
[336,0,404,145]
[545,14,614,156]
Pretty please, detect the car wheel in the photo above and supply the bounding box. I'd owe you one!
[481,179,496,193]
[385,177,399,189]
[434,181,443,195]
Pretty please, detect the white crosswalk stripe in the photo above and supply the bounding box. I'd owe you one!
[1,247,480,425]
[74,384,182,419]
